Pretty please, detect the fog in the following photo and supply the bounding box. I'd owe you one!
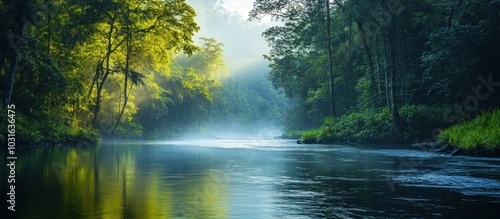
[187,0,277,71]
[181,0,289,139]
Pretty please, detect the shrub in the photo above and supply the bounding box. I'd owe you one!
[399,104,449,141]
[301,129,321,143]
[6,111,99,146]
[115,122,144,139]
[300,105,452,144]
[318,117,335,143]
[15,114,44,144]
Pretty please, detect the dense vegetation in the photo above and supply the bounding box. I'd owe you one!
[250,0,500,152]
[300,105,450,144]
[2,0,499,153]
[0,0,286,146]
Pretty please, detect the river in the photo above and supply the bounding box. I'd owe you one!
[2,139,500,218]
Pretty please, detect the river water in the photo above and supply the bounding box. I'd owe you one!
[2,139,500,218]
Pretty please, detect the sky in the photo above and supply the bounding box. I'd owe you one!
[220,0,255,20]
[186,0,277,73]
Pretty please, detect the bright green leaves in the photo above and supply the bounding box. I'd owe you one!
[173,37,228,102]
[69,0,202,134]
[0,0,203,138]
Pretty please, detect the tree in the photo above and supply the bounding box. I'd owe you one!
[82,0,199,132]
[1,0,36,110]
[250,0,339,118]
[166,37,227,129]
[325,0,337,117]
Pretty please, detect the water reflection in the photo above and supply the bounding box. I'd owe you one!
[10,144,229,219]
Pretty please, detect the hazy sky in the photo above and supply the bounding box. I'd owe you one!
[186,0,277,73]
[220,0,255,19]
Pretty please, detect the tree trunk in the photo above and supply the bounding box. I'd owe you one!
[383,37,390,109]
[4,51,19,110]
[92,17,120,128]
[356,21,377,102]
[389,15,403,137]
[92,75,103,127]
[326,0,337,118]
[112,27,132,135]
[4,0,28,110]
[375,37,382,96]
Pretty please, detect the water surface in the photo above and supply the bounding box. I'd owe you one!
[3,139,500,218]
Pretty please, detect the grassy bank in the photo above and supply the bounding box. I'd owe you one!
[438,109,500,152]
[298,105,449,144]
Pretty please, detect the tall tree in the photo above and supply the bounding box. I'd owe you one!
[1,0,36,110]
[250,1,332,127]
[325,0,337,117]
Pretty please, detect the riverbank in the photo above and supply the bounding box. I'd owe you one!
[437,109,500,157]
[1,112,99,150]
[290,105,448,144]
[291,107,500,157]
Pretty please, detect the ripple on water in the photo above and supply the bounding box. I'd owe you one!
[393,173,500,197]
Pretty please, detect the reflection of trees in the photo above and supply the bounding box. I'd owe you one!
[182,170,229,218]
[17,145,229,218]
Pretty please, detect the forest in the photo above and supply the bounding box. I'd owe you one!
[0,0,286,146]
[250,0,500,153]
[1,0,499,153]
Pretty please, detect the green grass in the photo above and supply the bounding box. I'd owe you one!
[438,109,500,151]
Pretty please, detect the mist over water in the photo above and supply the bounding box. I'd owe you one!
[205,122,284,140]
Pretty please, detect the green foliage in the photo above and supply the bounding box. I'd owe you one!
[2,0,499,147]
[317,117,336,143]
[439,109,500,151]
[301,105,451,144]
[114,122,143,140]
[301,129,321,144]
[137,38,229,136]
[282,130,306,139]
[1,0,214,142]
[14,115,44,144]
[11,113,98,146]
[251,0,500,146]
[330,108,394,143]
[398,105,449,141]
